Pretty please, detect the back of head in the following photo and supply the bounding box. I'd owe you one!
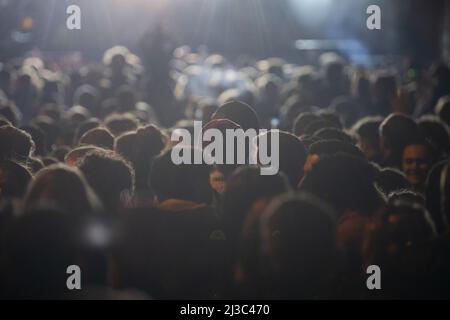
[301,154,383,217]
[212,100,260,131]
[0,160,32,199]
[0,125,35,162]
[79,127,115,150]
[425,160,450,235]
[259,192,337,299]
[435,95,450,126]
[24,164,96,216]
[78,150,134,213]
[65,146,104,167]
[293,112,321,137]
[351,116,383,161]
[314,128,354,144]
[257,131,306,188]
[308,139,364,159]
[104,113,139,137]
[375,167,411,196]
[417,115,450,157]
[151,147,212,205]
[222,166,290,238]
[363,200,436,299]
[380,113,420,167]
[73,118,101,146]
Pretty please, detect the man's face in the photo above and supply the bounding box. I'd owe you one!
[402,144,431,189]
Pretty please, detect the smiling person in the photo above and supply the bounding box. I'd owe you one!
[401,138,437,193]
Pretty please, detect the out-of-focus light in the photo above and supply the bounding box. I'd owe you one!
[288,0,333,27]
[85,221,111,248]
[21,17,34,30]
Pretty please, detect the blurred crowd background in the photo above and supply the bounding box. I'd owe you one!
[0,0,450,299]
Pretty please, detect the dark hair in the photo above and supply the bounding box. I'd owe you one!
[258,192,337,299]
[78,150,134,213]
[73,118,101,146]
[425,160,450,235]
[301,154,383,216]
[222,166,290,240]
[150,147,212,204]
[314,128,354,144]
[304,119,339,136]
[24,164,98,216]
[293,112,321,136]
[435,95,450,127]
[79,127,115,150]
[380,113,420,167]
[308,139,364,159]
[0,160,32,199]
[212,100,260,131]
[257,131,307,188]
[104,113,139,137]
[417,115,450,158]
[0,125,35,162]
[375,167,411,196]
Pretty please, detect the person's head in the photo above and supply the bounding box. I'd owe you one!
[417,115,450,158]
[73,118,101,146]
[303,119,339,136]
[65,146,104,167]
[0,101,20,127]
[115,125,167,190]
[363,199,436,299]
[372,73,397,105]
[425,160,450,235]
[256,131,306,188]
[0,125,35,162]
[380,113,420,168]
[304,139,364,174]
[401,138,436,191]
[78,150,135,213]
[0,160,32,200]
[292,112,321,137]
[351,116,383,161]
[104,113,139,137]
[435,95,450,127]
[301,154,383,217]
[212,100,260,131]
[23,164,98,216]
[21,125,46,156]
[258,192,337,299]
[388,190,425,207]
[222,166,290,240]
[79,127,115,150]
[150,147,212,205]
[330,96,359,128]
[375,167,411,196]
[31,115,60,150]
[314,127,354,144]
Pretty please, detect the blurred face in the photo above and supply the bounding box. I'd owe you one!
[209,170,225,194]
[402,144,431,189]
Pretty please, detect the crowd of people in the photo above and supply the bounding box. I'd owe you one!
[0,44,450,299]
